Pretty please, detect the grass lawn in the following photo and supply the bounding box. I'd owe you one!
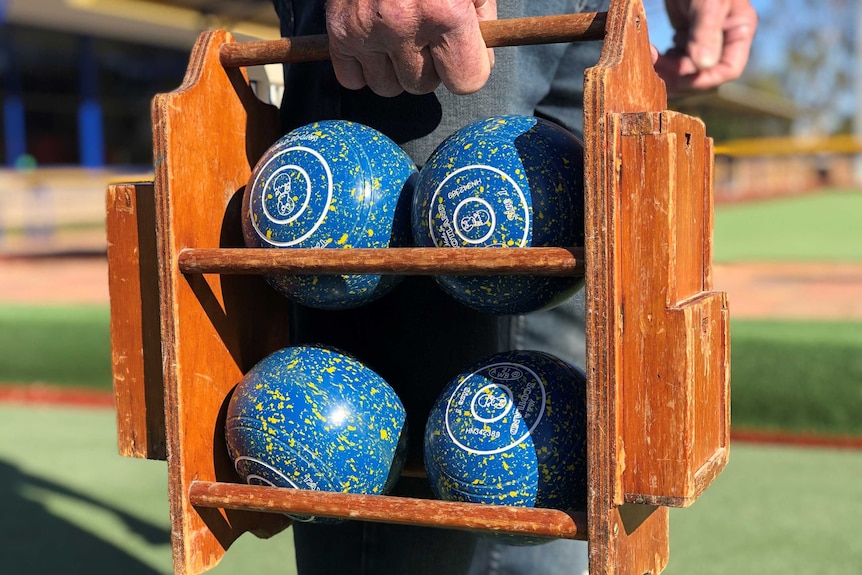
[731,319,862,437]
[0,404,297,575]
[664,441,862,575]
[713,189,862,263]
[0,304,113,390]
[1,404,859,574]
[3,302,860,438]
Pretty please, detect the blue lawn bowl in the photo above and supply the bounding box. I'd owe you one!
[242,120,418,310]
[424,350,587,542]
[225,345,408,523]
[411,115,585,315]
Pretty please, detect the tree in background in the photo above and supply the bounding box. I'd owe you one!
[746,0,854,136]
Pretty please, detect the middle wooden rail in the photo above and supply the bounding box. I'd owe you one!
[178,247,585,276]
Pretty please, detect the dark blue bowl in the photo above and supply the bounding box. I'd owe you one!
[243,120,417,310]
[411,115,585,315]
[225,345,408,522]
[424,350,587,516]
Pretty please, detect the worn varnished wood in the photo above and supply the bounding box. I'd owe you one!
[178,247,585,276]
[617,111,729,508]
[152,30,291,575]
[219,12,607,68]
[583,0,729,573]
[107,182,166,460]
[189,481,587,540]
[106,2,731,573]
[583,1,673,574]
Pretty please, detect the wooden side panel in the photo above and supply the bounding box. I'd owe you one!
[702,139,716,291]
[582,0,672,573]
[107,182,166,460]
[667,115,706,302]
[678,292,729,496]
[152,31,291,575]
[617,124,682,500]
[616,111,729,508]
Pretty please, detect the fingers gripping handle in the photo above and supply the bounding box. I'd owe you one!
[219,12,608,68]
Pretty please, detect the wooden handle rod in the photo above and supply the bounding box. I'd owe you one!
[219,12,607,67]
[178,247,585,276]
[189,480,586,540]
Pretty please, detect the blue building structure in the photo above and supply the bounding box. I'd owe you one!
[0,23,189,168]
[0,0,278,169]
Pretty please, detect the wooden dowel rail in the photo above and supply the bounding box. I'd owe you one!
[219,12,608,67]
[178,247,585,276]
[188,480,587,540]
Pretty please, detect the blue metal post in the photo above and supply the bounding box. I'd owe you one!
[2,26,27,167]
[78,36,105,167]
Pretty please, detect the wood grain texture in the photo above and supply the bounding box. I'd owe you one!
[106,2,731,573]
[178,247,585,276]
[583,1,673,573]
[616,112,729,507]
[152,30,291,575]
[107,182,166,460]
[219,12,607,67]
[189,481,587,541]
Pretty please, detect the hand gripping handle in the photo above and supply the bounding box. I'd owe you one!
[219,12,607,67]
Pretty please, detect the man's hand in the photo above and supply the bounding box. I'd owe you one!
[326,0,497,97]
[653,0,758,94]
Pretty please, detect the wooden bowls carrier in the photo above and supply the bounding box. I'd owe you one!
[106,1,730,573]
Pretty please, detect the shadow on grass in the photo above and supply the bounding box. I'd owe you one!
[0,458,169,574]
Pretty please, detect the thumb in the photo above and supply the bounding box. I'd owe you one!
[473,0,497,22]
[473,0,497,68]
[686,0,730,70]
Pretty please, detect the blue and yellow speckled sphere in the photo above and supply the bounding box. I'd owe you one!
[243,120,417,310]
[225,345,408,522]
[424,350,588,518]
[411,115,585,315]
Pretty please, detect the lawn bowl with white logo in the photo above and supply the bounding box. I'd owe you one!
[424,350,587,540]
[225,345,408,523]
[411,115,585,315]
[243,120,417,310]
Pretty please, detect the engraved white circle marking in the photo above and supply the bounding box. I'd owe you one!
[453,197,496,244]
[261,165,311,224]
[234,455,320,522]
[443,362,547,455]
[428,164,530,247]
[470,383,513,423]
[250,146,333,247]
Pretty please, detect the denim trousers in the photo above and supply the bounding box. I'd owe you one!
[274,1,607,572]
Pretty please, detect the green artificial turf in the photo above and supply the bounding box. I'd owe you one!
[1,404,859,574]
[730,319,862,437]
[0,304,113,390]
[2,303,862,438]
[713,189,862,263]
[664,442,862,575]
[0,404,296,575]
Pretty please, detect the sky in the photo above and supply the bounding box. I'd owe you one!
[643,0,771,55]
[643,0,857,133]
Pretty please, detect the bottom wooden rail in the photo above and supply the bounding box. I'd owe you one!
[189,481,587,540]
